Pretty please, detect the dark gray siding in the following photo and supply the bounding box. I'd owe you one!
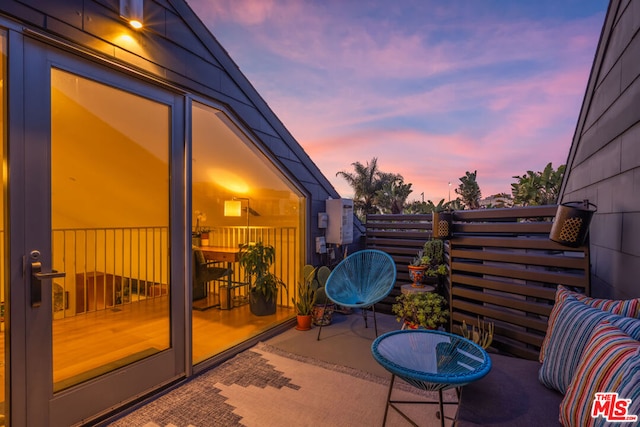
[0,0,347,262]
[561,0,640,299]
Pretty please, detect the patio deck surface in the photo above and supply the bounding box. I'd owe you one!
[265,310,401,378]
[102,310,460,426]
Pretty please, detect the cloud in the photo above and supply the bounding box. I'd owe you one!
[188,0,606,202]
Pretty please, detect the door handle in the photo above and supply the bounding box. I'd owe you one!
[31,260,66,308]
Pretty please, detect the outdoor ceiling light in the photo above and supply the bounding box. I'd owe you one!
[120,0,144,29]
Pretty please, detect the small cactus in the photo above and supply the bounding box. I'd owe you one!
[459,317,494,349]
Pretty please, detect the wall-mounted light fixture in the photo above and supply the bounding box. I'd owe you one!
[549,200,597,248]
[432,210,453,240]
[120,0,144,29]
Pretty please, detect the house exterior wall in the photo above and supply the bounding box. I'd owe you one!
[561,0,640,299]
[0,0,353,263]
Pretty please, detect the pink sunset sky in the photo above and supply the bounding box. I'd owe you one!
[188,0,609,203]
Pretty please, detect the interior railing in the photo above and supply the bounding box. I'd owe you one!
[205,225,297,307]
[51,225,297,318]
[52,227,169,318]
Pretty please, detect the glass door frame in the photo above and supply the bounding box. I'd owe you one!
[9,32,188,426]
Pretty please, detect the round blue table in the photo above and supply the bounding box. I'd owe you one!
[372,329,491,427]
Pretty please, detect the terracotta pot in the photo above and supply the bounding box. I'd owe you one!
[403,320,436,330]
[407,265,426,287]
[404,321,419,329]
[295,314,312,331]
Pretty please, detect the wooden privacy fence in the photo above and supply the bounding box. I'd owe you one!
[364,213,443,311]
[365,205,590,360]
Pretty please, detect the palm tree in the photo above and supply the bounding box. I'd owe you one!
[375,176,413,214]
[337,157,392,220]
[511,170,540,206]
[485,193,513,208]
[404,200,428,214]
[424,198,448,213]
[455,171,482,209]
[446,198,465,211]
[511,163,565,206]
[538,163,565,205]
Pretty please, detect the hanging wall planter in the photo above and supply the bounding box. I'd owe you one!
[549,200,597,248]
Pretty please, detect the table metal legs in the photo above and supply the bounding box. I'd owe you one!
[382,374,457,427]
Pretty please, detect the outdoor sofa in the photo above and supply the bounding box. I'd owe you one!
[455,286,640,426]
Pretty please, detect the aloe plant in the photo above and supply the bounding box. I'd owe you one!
[292,265,316,315]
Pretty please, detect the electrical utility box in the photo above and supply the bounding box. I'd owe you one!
[325,198,354,244]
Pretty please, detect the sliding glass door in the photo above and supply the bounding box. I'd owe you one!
[0,28,7,427]
[17,37,185,426]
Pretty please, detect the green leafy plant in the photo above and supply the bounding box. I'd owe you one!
[392,292,449,329]
[293,265,316,315]
[298,264,336,325]
[311,265,331,305]
[411,249,430,267]
[422,239,447,277]
[239,241,286,303]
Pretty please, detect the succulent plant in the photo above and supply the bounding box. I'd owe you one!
[459,317,495,349]
[392,292,449,329]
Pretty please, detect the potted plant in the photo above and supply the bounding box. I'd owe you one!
[192,210,207,246]
[309,265,335,326]
[458,317,495,349]
[391,292,449,329]
[421,238,447,290]
[408,249,429,287]
[292,265,316,330]
[239,241,286,316]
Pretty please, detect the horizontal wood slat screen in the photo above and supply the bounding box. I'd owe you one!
[365,205,591,360]
[365,213,438,314]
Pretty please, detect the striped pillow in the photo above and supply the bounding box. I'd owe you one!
[609,360,640,427]
[538,296,640,393]
[539,285,640,363]
[559,322,640,427]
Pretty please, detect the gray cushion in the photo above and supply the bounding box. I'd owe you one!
[456,353,562,427]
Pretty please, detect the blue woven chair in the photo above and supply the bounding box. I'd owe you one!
[317,249,396,340]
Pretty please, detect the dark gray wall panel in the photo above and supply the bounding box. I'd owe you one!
[19,0,83,28]
[562,0,640,300]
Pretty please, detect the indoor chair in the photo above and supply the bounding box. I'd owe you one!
[192,248,232,301]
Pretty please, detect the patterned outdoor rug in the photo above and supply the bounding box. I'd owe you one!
[108,342,458,427]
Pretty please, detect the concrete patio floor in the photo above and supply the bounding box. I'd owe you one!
[264,309,402,379]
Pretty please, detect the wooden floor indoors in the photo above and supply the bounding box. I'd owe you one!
[192,297,294,364]
[0,290,293,422]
